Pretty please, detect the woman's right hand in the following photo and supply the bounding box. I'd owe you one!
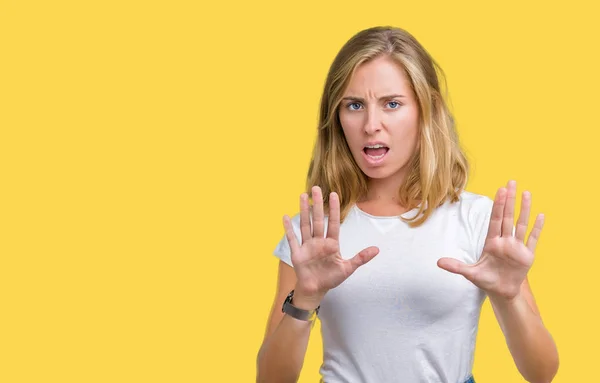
[282,186,380,310]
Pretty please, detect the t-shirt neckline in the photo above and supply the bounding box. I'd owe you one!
[352,203,421,220]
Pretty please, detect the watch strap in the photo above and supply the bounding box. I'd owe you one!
[282,290,319,322]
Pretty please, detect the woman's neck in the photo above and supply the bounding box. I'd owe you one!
[362,173,405,203]
[357,174,411,216]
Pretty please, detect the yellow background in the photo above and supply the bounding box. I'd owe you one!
[1,0,598,381]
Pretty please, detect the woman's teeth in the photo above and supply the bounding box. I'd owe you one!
[364,145,389,159]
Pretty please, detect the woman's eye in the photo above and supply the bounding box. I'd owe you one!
[387,101,400,109]
[348,102,362,110]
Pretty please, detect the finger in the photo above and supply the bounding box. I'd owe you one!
[348,246,379,272]
[299,193,312,243]
[515,191,531,242]
[502,180,517,237]
[526,213,545,253]
[283,215,301,255]
[326,192,341,240]
[437,257,474,279]
[487,187,507,240]
[312,186,325,238]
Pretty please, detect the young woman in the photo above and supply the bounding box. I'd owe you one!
[256,26,559,383]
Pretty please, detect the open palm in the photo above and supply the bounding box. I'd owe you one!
[438,180,545,300]
[283,186,379,301]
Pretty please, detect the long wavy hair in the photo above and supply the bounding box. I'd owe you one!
[306,26,469,227]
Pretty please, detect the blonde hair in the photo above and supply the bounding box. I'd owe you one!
[306,26,469,227]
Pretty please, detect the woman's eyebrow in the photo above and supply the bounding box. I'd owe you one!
[341,94,407,102]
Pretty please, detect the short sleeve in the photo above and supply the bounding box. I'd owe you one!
[469,196,494,261]
[273,213,302,268]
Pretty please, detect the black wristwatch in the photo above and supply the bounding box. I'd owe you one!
[282,290,320,322]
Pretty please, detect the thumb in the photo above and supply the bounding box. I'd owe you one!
[348,246,379,271]
[437,257,472,278]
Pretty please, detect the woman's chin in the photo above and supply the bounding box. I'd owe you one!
[359,163,409,182]
[360,167,392,179]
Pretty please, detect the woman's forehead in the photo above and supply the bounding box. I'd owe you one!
[343,57,412,97]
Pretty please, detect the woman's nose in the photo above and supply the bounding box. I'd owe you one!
[363,109,382,135]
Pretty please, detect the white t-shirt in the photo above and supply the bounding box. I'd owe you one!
[273,191,494,383]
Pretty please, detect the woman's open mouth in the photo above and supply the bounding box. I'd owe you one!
[362,144,389,164]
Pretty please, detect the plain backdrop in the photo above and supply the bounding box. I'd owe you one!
[1,0,599,381]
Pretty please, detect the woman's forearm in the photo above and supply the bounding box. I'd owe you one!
[489,292,559,383]
[256,295,318,383]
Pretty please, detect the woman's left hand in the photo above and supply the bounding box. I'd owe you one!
[437,180,545,300]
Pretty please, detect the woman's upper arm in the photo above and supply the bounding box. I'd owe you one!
[262,260,297,341]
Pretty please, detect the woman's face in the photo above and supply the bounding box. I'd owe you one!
[339,55,420,182]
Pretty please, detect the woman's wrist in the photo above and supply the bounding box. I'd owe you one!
[291,287,324,311]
